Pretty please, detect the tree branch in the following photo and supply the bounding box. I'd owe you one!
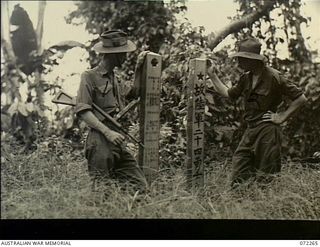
[36,0,46,54]
[208,0,277,50]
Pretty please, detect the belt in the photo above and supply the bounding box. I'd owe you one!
[247,120,264,128]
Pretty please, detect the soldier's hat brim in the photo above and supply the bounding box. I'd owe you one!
[229,37,266,61]
[92,30,137,53]
[229,51,265,61]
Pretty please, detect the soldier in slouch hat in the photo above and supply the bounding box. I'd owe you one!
[75,30,147,190]
[207,37,307,187]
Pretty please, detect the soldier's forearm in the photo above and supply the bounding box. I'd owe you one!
[209,73,229,98]
[281,94,307,122]
[79,110,111,135]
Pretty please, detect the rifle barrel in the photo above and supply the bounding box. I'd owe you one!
[52,91,144,148]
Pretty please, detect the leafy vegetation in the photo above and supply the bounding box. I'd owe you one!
[1,0,319,219]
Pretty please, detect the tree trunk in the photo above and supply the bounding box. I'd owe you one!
[34,1,47,109]
[1,1,16,62]
[1,1,20,105]
[208,0,278,50]
[293,3,311,63]
[36,1,46,54]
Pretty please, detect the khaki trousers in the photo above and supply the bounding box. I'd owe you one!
[232,122,282,186]
[85,128,148,190]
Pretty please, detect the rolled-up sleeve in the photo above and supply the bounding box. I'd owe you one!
[74,71,94,115]
[227,74,245,100]
[280,75,303,101]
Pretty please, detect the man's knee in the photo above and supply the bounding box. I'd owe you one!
[258,148,281,174]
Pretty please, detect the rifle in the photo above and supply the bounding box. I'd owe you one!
[52,90,143,148]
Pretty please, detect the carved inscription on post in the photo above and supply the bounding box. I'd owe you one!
[186,58,206,189]
[139,53,162,182]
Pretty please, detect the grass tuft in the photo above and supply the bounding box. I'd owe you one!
[1,137,319,219]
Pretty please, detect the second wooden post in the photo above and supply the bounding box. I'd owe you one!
[139,52,162,182]
[186,58,206,189]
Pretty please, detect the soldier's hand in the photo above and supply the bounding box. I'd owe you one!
[262,111,286,124]
[136,51,149,68]
[206,59,217,78]
[313,152,320,159]
[103,130,125,146]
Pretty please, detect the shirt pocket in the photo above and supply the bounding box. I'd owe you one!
[96,84,113,95]
[255,86,269,96]
[254,86,271,110]
[94,84,113,105]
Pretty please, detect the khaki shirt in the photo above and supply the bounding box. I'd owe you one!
[228,66,303,123]
[75,64,123,120]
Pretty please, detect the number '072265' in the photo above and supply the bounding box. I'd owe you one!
[300,241,318,246]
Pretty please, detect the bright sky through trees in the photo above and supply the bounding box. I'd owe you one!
[3,0,320,53]
[2,0,319,112]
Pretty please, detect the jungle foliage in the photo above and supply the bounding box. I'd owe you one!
[1,0,320,221]
[1,0,319,165]
[65,0,319,162]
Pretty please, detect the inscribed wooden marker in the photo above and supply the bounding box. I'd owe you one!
[139,52,162,182]
[186,58,206,189]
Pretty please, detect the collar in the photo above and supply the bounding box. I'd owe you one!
[257,66,273,87]
[95,62,113,77]
[243,65,270,93]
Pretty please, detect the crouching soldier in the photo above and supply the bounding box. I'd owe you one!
[207,37,307,188]
[75,30,147,191]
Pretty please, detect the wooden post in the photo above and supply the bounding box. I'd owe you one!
[186,58,206,189]
[139,52,162,182]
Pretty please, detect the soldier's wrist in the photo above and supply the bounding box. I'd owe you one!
[278,112,287,122]
[102,127,112,136]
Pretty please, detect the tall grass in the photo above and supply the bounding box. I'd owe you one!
[1,136,319,219]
